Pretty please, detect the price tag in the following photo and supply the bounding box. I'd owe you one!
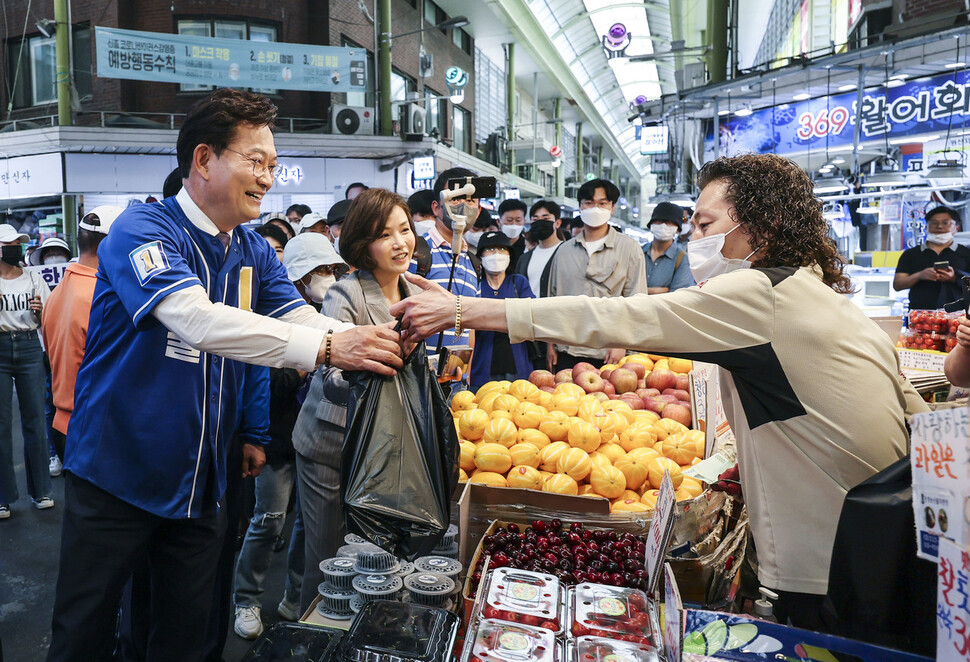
[910,407,969,561]
[645,471,676,595]
[936,537,970,661]
[682,451,734,484]
[898,348,948,372]
[663,563,683,662]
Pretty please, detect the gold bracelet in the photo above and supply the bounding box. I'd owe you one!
[324,328,334,367]
[454,295,463,339]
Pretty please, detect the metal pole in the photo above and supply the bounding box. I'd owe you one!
[554,97,563,197]
[575,122,583,180]
[852,65,865,178]
[712,97,719,160]
[377,0,393,136]
[54,0,71,127]
[596,145,603,179]
[506,43,515,175]
[707,0,728,83]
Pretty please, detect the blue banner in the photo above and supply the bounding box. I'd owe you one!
[95,27,368,93]
[706,71,970,157]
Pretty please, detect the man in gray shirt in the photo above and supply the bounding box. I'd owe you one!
[546,178,646,371]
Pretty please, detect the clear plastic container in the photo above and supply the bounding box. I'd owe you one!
[335,600,460,662]
[435,523,459,549]
[404,572,455,607]
[567,583,655,646]
[345,533,369,545]
[240,622,343,662]
[353,573,403,602]
[320,557,358,589]
[571,635,660,662]
[318,582,356,616]
[395,560,415,579]
[433,543,459,560]
[479,567,562,632]
[413,556,462,581]
[466,618,560,662]
[353,546,401,575]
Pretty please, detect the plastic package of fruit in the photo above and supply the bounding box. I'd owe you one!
[566,583,657,645]
[479,567,563,632]
[570,635,660,662]
[465,618,561,662]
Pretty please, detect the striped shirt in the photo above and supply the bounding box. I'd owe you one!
[408,226,480,350]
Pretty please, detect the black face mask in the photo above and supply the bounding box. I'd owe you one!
[1,245,22,266]
[529,220,556,241]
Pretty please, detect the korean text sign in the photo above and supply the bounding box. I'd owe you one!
[95,27,368,93]
[937,537,970,661]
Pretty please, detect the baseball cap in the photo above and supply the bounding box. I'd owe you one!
[0,224,29,243]
[79,205,124,235]
[283,232,345,281]
[298,212,327,233]
[327,199,353,227]
[649,202,684,225]
[476,231,511,255]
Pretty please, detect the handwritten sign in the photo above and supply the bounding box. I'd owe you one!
[910,408,969,561]
[937,537,970,661]
[663,563,682,662]
[645,471,676,595]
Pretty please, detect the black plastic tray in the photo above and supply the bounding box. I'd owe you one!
[336,601,460,662]
[241,622,344,662]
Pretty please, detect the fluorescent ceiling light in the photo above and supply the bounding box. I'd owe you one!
[923,159,966,186]
[889,73,907,80]
[862,171,907,187]
[734,107,752,117]
[793,93,811,101]
[857,204,881,214]
[832,157,846,164]
[887,79,906,88]
[945,62,967,69]
[814,178,849,194]
[717,109,730,116]
[838,84,856,91]
[888,134,940,145]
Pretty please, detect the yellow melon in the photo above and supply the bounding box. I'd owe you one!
[477,391,502,415]
[539,441,570,472]
[578,483,598,496]
[512,401,546,430]
[459,441,477,472]
[611,499,651,513]
[554,382,585,399]
[517,428,551,450]
[595,411,628,444]
[475,382,504,400]
[653,359,670,372]
[509,379,541,404]
[483,417,519,448]
[469,470,507,488]
[509,442,541,469]
[596,442,627,464]
[556,447,592,481]
[458,408,489,441]
[551,392,580,417]
[622,354,655,371]
[640,489,660,508]
[539,470,555,484]
[662,432,700,465]
[543,473,579,495]
[679,476,704,498]
[653,418,689,441]
[491,410,515,422]
[474,443,513,474]
[675,488,696,502]
[614,455,650,491]
[589,452,612,471]
[491,394,520,415]
[577,397,605,424]
[538,410,570,442]
[647,456,684,489]
[450,390,477,413]
[589,465,627,499]
[627,447,661,463]
[619,489,641,501]
[603,400,635,425]
[669,358,693,374]
[566,418,601,453]
[506,465,543,490]
[619,424,658,453]
[459,468,468,482]
[538,392,554,409]
[632,410,661,425]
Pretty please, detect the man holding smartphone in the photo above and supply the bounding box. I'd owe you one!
[894,206,970,310]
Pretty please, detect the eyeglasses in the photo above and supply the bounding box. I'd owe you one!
[579,199,613,210]
[224,148,283,180]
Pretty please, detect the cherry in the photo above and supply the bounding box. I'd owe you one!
[493,552,509,566]
[544,552,558,564]
[568,532,582,545]
[570,522,583,532]
[533,519,548,533]
[581,529,593,542]
[588,541,599,553]
[507,523,520,533]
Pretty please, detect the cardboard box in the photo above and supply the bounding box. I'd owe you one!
[300,595,355,629]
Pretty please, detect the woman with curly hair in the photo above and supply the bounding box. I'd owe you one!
[391,153,928,630]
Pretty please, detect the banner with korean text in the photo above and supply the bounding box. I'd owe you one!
[95,27,368,93]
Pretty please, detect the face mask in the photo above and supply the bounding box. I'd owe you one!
[305,273,336,303]
[332,236,340,255]
[651,224,679,242]
[465,231,483,248]
[501,224,524,240]
[927,232,954,245]
[687,224,756,283]
[579,207,611,228]
[1,245,22,266]
[530,220,555,241]
[481,253,510,274]
[44,256,68,265]
[414,220,436,237]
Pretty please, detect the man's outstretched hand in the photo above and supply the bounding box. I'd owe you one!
[326,321,404,376]
[390,273,457,344]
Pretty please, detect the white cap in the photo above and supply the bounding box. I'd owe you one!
[79,205,124,235]
[298,212,327,233]
[0,224,29,244]
[283,232,345,281]
[29,237,71,265]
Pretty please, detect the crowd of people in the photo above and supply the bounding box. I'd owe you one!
[0,86,946,660]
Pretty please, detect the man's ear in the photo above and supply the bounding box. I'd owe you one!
[193,144,213,181]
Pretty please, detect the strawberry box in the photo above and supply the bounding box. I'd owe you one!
[478,567,563,633]
[464,618,560,662]
[566,583,657,646]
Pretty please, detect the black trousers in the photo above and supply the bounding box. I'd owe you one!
[553,351,604,374]
[46,473,225,662]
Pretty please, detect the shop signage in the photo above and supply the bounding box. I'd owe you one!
[0,153,64,200]
[645,471,676,594]
[663,564,682,662]
[706,71,970,158]
[639,125,669,155]
[95,27,368,93]
[937,536,970,662]
[910,407,968,561]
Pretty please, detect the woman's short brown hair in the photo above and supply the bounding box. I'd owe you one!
[339,188,414,270]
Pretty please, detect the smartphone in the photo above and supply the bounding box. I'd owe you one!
[446,176,497,200]
[935,261,950,271]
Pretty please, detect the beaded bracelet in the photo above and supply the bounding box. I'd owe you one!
[454,295,463,339]
[324,328,334,367]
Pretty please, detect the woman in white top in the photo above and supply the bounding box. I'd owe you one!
[0,224,52,519]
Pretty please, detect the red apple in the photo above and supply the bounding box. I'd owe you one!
[574,370,605,394]
[589,391,610,403]
[572,362,599,382]
[540,386,555,393]
[642,397,668,414]
[658,394,680,404]
[555,370,574,384]
[607,394,619,400]
[600,367,614,381]
[602,381,616,396]
[662,403,692,427]
[529,370,555,389]
[636,388,661,400]
[619,393,645,410]
[645,369,677,392]
[637,379,646,390]
[624,362,646,379]
[675,374,690,391]
[609,368,639,395]
[662,388,690,401]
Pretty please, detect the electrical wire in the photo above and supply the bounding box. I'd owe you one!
[5,0,33,121]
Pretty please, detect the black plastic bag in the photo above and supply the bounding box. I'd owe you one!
[341,341,460,559]
[822,456,936,657]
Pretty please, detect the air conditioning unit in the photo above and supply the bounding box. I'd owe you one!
[331,105,375,136]
[402,103,427,136]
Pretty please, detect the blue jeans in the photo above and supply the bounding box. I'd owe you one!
[0,331,51,504]
[232,459,304,608]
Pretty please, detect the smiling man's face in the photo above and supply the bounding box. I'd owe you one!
[202,122,276,230]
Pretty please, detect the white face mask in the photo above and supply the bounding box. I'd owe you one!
[305,273,336,303]
[687,224,756,283]
[44,256,68,265]
[927,232,954,245]
[579,207,612,228]
[414,219,437,237]
[651,224,679,242]
[501,224,524,240]
[465,231,483,248]
[481,253,510,274]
